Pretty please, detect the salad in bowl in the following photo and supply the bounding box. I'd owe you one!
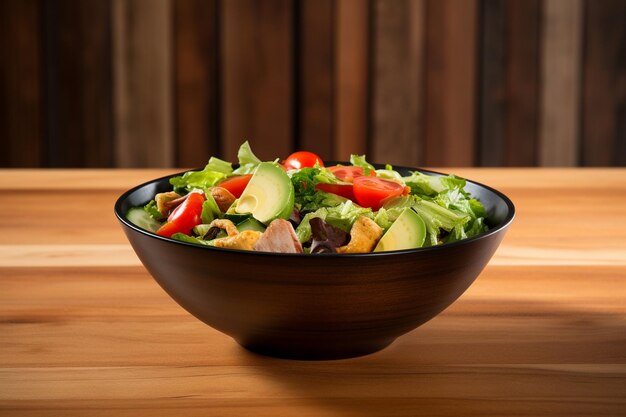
[126,142,489,254]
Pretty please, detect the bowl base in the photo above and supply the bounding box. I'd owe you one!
[237,338,395,361]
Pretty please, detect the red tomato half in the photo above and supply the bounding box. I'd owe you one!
[157,191,205,238]
[315,183,356,201]
[284,151,324,170]
[353,176,406,211]
[327,166,376,183]
[218,174,252,198]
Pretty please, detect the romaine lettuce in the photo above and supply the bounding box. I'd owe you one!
[143,200,163,220]
[290,167,349,211]
[233,141,263,175]
[200,193,222,224]
[350,154,375,174]
[295,201,374,243]
[171,232,215,246]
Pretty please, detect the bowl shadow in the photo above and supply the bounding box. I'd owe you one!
[227,301,626,417]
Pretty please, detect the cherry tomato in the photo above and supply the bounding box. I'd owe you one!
[157,191,206,238]
[327,166,376,183]
[218,174,252,198]
[352,176,407,211]
[284,151,324,170]
[315,183,356,201]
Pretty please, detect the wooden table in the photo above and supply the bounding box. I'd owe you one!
[1,169,625,416]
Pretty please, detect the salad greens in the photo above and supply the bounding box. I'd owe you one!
[290,167,348,211]
[169,141,268,192]
[127,142,490,253]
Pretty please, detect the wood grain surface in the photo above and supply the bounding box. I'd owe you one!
[298,0,334,160]
[43,0,114,168]
[173,0,219,168]
[539,0,583,167]
[0,0,42,168]
[0,169,625,416]
[112,0,173,168]
[371,0,424,167]
[335,0,369,158]
[504,0,541,167]
[221,0,293,162]
[424,0,478,166]
[582,0,626,167]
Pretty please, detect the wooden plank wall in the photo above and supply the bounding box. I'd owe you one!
[0,0,624,168]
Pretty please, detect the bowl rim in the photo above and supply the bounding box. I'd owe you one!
[114,164,515,258]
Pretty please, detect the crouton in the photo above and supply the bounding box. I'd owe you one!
[336,216,383,254]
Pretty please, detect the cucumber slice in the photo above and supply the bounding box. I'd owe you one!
[224,213,251,223]
[126,207,162,233]
[236,218,266,233]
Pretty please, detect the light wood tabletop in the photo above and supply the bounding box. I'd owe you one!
[1,169,625,417]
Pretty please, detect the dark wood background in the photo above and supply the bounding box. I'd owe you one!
[1,0,624,168]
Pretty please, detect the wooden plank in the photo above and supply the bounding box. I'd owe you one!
[424,0,478,167]
[539,0,583,167]
[504,0,541,167]
[0,0,42,168]
[371,0,424,166]
[2,169,626,415]
[221,0,293,161]
[477,0,506,166]
[582,0,626,167]
[1,397,625,417]
[0,169,178,190]
[298,0,334,159]
[42,0,113,167]
[335,0,370,159]
[173,0,219,167]
[113,0,174,168]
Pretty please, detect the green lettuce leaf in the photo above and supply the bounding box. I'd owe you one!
[200,193,222,224]
[205,156,233,174]
[349,154,375,175]
[170,155,237,193]
[383,196,470,246]
[430,186,489,239]
[373,207,405,231]
[233,141,264,175]
[295,201,374,243]
[171,232,215,246]
[143,200,163,220]
[170,170,226,193]
[401,171,445,196]
[411,199,470,245]
[290,167,349,211]
[375,164,403,181]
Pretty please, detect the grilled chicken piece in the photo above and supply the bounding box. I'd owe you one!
[253,219,303,253]
[155,191,182,216]
[210,186,236,212]
[336,216,383,254]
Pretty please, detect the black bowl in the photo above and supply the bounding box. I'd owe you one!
[114,164,514,360]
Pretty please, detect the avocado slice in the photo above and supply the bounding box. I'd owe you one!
[235,162,294,225]
[374,208,426,252]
